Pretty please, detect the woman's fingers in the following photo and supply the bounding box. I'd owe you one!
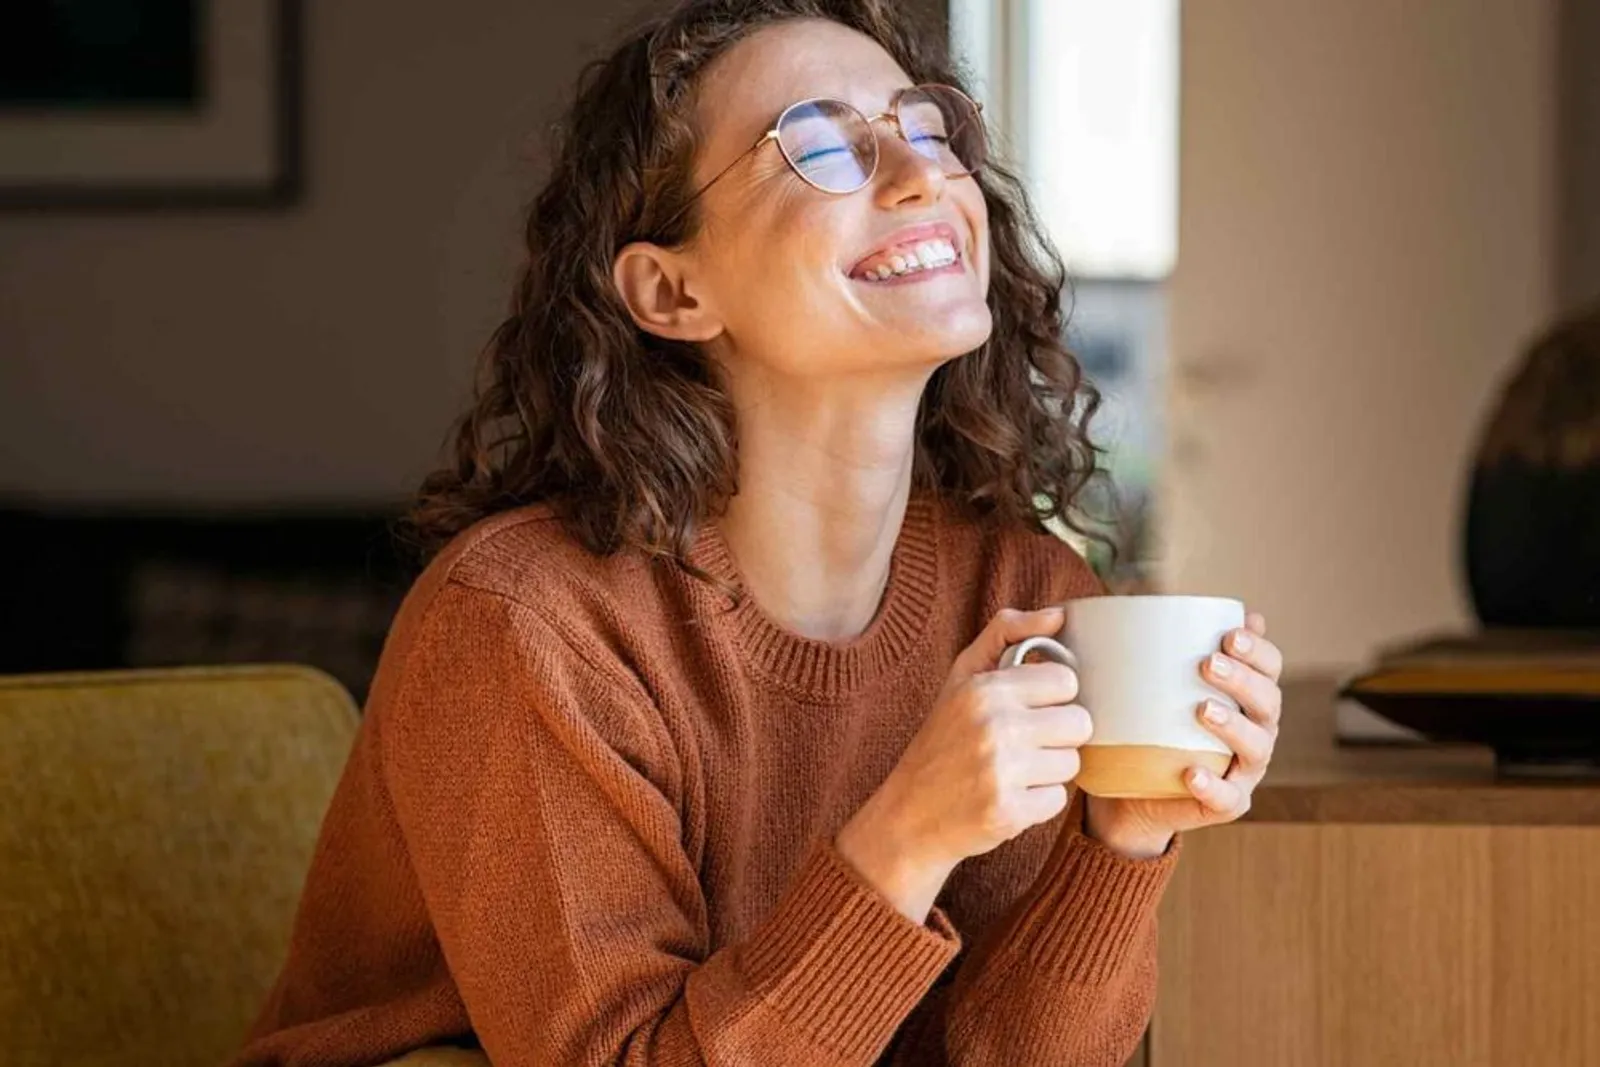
[1197,699,1273,770]
[1224,626,1284,683]
[1202,653,1282,728]
[1026,703,1094,749]
[978,661,1080,708]
[1017,783,1071,826]
[952,607,1066,680]
[1021,745,1082,787]
[1185,762,1250,817]
[1175,611,1277,827]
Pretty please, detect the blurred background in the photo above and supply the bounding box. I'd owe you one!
[0,0,1595,692]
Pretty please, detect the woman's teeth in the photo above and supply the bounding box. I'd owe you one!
[859,239,959,280]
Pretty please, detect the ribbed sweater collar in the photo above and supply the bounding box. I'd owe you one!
[688,493,943,701]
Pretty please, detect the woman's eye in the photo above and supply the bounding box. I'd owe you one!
[792,144,854,165]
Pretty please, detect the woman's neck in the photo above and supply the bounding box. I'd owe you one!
[716,371,928,642]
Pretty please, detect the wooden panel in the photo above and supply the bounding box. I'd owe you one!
[1490,830,1600,1061]
[1316,827,1493,1062]
[1153,825,1600,1066]
[1156,826,1327,1067]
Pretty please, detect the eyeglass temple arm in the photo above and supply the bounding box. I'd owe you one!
[653,129,779,238]
[705,129,780,192]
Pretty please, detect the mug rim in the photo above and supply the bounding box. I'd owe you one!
[1076,594,1244,607]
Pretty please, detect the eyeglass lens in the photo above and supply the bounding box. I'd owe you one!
[774,86,984,195]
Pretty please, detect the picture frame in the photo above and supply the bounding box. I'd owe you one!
[0,0,302,210]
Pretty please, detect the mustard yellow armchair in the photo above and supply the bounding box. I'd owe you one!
[0,665,489,1067]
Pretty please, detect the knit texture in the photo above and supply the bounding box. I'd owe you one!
[233,493,1178,1066]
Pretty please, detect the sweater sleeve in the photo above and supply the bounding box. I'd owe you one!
[377,581,960,1067]
[885,794,1176,1065]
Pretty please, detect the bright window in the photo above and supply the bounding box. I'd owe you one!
[951,0,1179,580]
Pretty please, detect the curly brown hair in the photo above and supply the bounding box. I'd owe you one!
[403,0,1107,565]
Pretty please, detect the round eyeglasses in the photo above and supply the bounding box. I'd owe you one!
[653,84,986,237]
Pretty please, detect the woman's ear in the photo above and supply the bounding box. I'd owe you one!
[612,242,724,343]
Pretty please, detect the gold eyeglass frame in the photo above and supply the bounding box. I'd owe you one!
[653,83,985,237]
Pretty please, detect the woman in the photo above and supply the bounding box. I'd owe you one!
[236,1,1284,1064]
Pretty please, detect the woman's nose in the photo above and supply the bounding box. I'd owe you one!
[871,125,947,208]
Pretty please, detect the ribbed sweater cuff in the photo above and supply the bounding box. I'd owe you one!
[740,841,961,1060]
[996,805,1179,985]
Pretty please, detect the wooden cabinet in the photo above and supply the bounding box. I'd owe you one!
[1145,682,1600,1065]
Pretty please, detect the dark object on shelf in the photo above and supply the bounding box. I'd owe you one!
[1464,302,1600,628]
[0,502,414,701]
[1341,630,1600,779]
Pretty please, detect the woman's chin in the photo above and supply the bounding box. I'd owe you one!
[859,335,990,376]
[878,309,992,364]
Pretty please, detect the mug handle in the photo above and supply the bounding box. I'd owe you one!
[997,636,1077,671]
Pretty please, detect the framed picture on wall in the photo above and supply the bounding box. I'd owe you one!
[0,0,302,209]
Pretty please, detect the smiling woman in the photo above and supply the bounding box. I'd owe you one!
[403,3,1104,568]
[228,2,1286,1065]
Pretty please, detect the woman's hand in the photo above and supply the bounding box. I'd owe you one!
[1083,612,1285,859]
[836,607,1092,923]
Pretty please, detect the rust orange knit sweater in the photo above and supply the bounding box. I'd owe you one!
[234,493,1178,1066]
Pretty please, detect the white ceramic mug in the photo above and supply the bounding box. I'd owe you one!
[999,595,1245,799]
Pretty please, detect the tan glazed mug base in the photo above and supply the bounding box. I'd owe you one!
[1075,745,1234,799]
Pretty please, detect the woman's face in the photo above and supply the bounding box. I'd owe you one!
[680,19,992,383]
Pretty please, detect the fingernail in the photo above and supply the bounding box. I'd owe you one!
[1232,630,1253,654]
[1191,768,1211,787]
[1210,654,1233,677]
[1202,700,1227,725]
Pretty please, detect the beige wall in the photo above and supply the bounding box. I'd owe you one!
[0,3,641,506]
[1162,0,1559,669]
[0,0,948,509]
[1559,0,1600,312]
